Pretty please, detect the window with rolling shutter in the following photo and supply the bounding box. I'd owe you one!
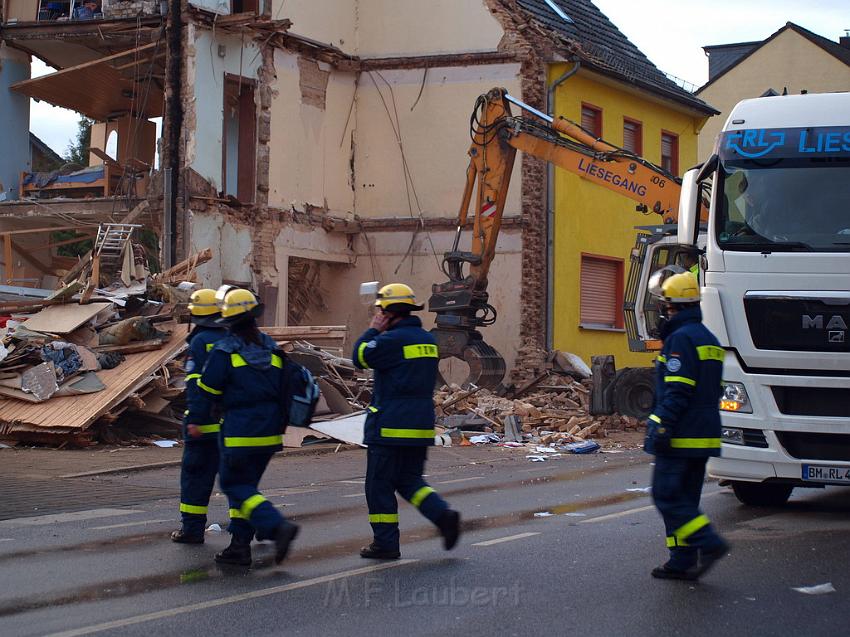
[580,255,624,329]
[623,118,642,155]
[581,103,602,138]
[661,131,679,175]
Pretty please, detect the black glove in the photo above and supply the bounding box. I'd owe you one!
[653,425,672,453]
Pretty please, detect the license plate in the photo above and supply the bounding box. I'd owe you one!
[802,464,850,484]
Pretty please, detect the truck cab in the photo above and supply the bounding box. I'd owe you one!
[634,92,850,505]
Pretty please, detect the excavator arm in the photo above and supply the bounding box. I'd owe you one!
[429,87,692,389]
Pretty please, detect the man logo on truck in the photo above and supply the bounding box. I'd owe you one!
[802,314,848,343]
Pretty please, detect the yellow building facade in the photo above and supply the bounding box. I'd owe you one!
[549,66,711,367]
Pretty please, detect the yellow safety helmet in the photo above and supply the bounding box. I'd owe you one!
[648,266,700,304]
[218,288,264,322]
[188,288,219,317]
[374,283,424,311]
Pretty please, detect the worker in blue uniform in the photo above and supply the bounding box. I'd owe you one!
[198,289,299,566]
[171,288,227,544]
[645,266,729,580]
[352,283,460,559]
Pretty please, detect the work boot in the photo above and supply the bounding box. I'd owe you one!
[170,529,204,544]
[274,521,300,565]
[359,543,401,560]
[436,509,461,550]
[651,563,698,581]
[215,538,252,566]
[694,540,730,579]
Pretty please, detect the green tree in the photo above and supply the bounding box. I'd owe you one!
[64,116,94,167]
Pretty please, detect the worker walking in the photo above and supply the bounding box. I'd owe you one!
[645,267,729,580]
[198,289,299,566]
[171,288,227,544]
[352,283,460,559]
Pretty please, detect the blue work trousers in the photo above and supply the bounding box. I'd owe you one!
[652,455,724,570]
[178,439,219,536]
[219,452,285,544]
[365,445,449,549]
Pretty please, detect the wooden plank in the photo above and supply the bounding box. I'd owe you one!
[92,340,166,355]
[20,302,112,334]
[4,235,12,285]
[262,326,348,338]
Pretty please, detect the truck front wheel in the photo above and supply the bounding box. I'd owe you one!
[730,481,793,506]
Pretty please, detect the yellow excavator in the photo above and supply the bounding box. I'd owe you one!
[428,87,702,389]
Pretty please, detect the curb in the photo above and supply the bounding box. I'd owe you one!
[59,443,362,479]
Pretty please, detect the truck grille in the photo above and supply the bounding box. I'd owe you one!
[776,432,850,461]
[772,387,850,417]
[744,295,850,352]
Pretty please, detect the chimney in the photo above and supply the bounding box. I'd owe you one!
[841,30,850,49]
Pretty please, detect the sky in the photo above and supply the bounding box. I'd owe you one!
[29,0,850,156]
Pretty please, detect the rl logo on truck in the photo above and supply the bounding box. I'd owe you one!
[725,129,786,158]
[802,315,848,343]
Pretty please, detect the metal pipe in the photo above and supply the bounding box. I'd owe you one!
[165,0,183,268]
[504,93,554,123]
[545,59,580,351]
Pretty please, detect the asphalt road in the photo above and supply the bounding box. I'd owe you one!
[1,446,848,637]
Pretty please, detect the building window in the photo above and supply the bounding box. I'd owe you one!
[580,254,624,329]
[661,131,679,175]
[623,118,642,155]
[232,0,260,12]
[581,103,602,138]
[222,75,257,203]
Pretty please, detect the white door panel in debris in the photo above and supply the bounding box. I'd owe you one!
[188,0,230,15]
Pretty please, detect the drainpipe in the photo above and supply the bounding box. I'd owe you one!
[164,0,184,268]
[545,59,580,351]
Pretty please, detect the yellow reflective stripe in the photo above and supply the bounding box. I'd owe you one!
[231,353,247,367]
[206,343,216,352]
[357,342,370,369]
[240,494,268,519]
[402,343,439,359]
[229,508,247,520]
[368,513,399,524]
[195,423,221,434]
[664,376,696,386]
[674,514,710,542]
[186,373,201,381]
[271,354,283,369]
[657,355,667,363]
[197,380,223,395]
[224,435,283,447]
[670,437,722,449]
[180,503,208,515]
[648,414,661,424]
[696,345,725,362]
[410,486,435,508]
[665,536,681,548]
[368,406,378,413]
[380,428,435,439]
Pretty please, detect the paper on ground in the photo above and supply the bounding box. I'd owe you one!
[533,512,554,517]
[792,583,835,595]
[627,487,652,493]
[153,440,179,448]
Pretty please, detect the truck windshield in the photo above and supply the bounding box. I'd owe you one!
[716,127,850,252]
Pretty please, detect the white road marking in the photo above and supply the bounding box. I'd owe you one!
[338,479,366,484]
[90,519,172,530]
[264,488,319,497]
[0,538,13,542]
[579,490,722,524]
[472,532,540,546]
[44,560,418,637]
[341,493,366,498]
[0,509,145,527]
[436,476,484,485]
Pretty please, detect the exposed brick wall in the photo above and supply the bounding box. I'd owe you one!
[102,0,161,19]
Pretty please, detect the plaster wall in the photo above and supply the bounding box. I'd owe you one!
[186,25,261,191]
[550,67,703,369]
[267,50,357,213]
[4,0,36,21]
[0,44,30,201]
[269,0,355,51]
[187,210,254,287]
[353,63,522,218]
[697,29,850,159]
[354,0,503,57]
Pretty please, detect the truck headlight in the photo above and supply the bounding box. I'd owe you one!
[720,382,752,413]
[721,426,745,445]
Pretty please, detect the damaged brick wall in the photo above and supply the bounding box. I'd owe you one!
[103,0,161,19]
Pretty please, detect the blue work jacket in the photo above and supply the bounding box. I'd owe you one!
[183,325,227,441]
[199,333,285,456]
[645,306,724,458]
[352,316,438,446]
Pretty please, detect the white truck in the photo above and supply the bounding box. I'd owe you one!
[633,92,850,505]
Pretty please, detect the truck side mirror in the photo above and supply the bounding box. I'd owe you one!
[677,167,700,246]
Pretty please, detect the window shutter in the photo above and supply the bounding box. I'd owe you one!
[581,106,601,137]
[623,120,640,154]
[580,257,619,327]
[661,134,674,159]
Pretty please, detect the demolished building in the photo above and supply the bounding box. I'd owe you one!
[0,0,714,389]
